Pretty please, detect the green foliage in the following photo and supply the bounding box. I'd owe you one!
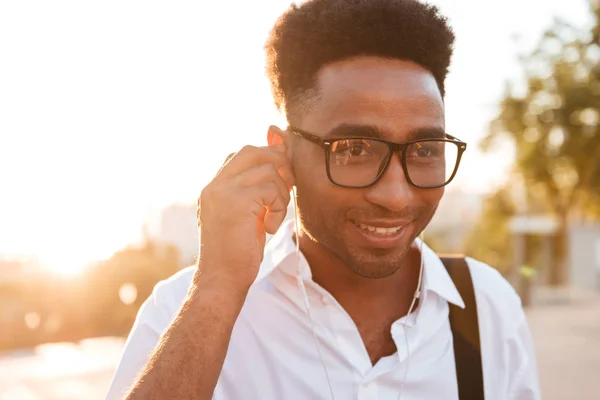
[483,19,600,217]
[468,13,600,283]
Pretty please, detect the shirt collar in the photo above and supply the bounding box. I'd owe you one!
[416,237,465,309]
[254,219,465,309]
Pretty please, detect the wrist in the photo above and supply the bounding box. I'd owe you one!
[192,267,253,301]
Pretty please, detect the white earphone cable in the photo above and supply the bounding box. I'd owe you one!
[396,231,425,400]
[293,187,336,400]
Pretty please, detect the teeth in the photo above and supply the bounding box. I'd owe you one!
[358,223,403,236]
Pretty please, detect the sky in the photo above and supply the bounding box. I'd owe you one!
[0,0,593,272]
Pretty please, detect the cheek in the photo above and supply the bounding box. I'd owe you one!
[292,149,330,190]
[293,156,350,220]
[423,187,444,205]
[418,187,444,221]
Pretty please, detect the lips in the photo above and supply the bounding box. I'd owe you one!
[355,222,403,236]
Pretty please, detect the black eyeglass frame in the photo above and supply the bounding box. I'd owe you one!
[287,127,468,189]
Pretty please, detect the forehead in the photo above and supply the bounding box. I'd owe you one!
[302,56,445,140]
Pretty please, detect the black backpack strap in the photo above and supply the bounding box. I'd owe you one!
[440,255,485,400]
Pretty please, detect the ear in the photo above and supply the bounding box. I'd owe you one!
[267,125,285,147]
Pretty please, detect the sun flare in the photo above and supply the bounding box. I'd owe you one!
[39,251,94,277]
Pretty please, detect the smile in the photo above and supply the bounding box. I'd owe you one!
[348,220,410,249]
[355,222,403,236]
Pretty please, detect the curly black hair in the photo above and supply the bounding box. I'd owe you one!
[265,0,455,117]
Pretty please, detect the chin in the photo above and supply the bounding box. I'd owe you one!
[343,245,412,279]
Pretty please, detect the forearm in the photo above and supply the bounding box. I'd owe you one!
[125,274,247,400]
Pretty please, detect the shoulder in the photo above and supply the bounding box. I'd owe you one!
[140,260,276,330]
[466,257,521,306]
[465,257,521,306]
[137,266,196,331]
[463,258,541,396]
[152,265,196,303]
[464,257,525,334]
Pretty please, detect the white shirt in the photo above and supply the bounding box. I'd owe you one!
[106,221,541,400]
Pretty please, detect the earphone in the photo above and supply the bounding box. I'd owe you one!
[292,187,336,400]
[290,186,425,400]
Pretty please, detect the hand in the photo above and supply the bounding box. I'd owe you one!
[196,144,294,290]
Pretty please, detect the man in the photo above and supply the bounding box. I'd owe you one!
[107,0,541,399]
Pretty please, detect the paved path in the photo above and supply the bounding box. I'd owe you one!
[527,288,600,400]
[1,289,598,399]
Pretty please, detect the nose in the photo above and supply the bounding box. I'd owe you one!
[364,152,415,212]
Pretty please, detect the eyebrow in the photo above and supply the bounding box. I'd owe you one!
[408,127,447,140]
[325,124,447,141]
[325,124,381,139]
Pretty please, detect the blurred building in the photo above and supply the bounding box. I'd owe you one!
[154,204,199,266]
[569,224,600,291]
[509,216,600,292]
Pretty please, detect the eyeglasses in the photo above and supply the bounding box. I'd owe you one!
[288,127,467,189]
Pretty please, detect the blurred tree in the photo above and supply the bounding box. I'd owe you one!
[0,239,182,351]
[592,0,600,45]
[481,15,600,285]
[81,238,181,336]
[463,185,516,275]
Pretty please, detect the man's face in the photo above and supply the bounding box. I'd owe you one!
[290,56,445,278]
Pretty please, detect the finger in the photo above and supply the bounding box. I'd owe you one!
[247,182,288,235]
[236,163,291,206]
[217,145,290,181]
[199,151,236,216]
[216,152,237,176]
[255,207,267,251]
[264,206,287,235]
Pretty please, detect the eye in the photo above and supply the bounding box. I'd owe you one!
[331,139,376,166]
[409,142,440,158]
[415,145,432,157]
[348,143,369,156]
[332,140,371,156]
